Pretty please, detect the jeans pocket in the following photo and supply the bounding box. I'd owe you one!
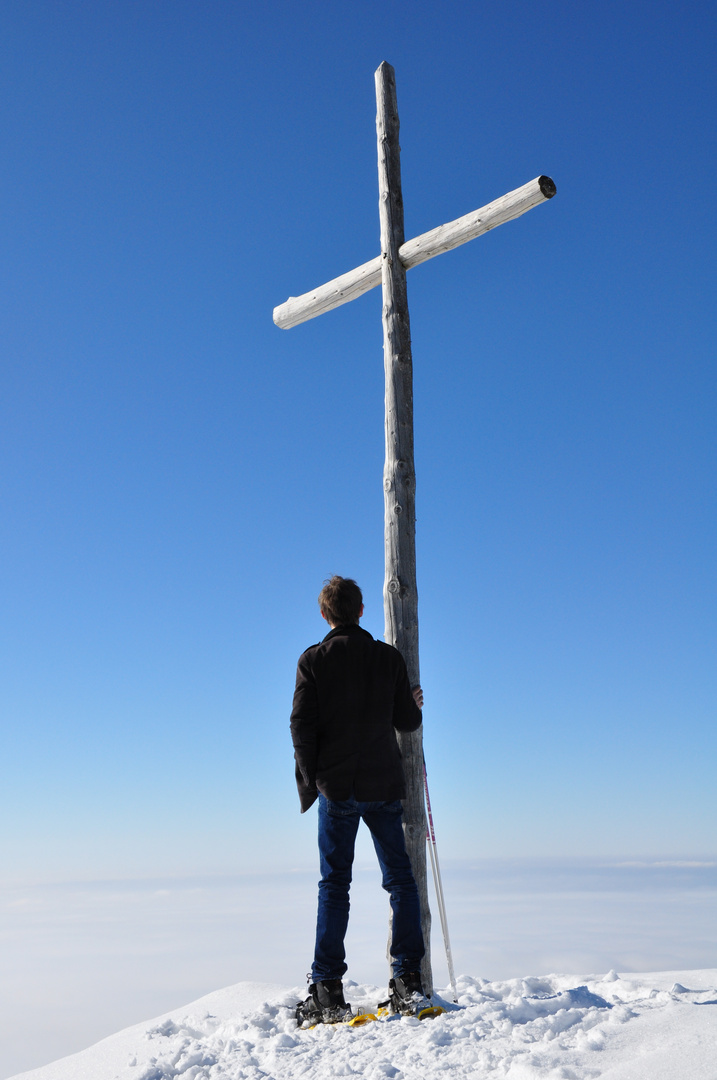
[324,796,359,818]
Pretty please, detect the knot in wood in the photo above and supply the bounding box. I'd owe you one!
[387,578,400,595]
[384,477,392,492]
[393,503,403,515]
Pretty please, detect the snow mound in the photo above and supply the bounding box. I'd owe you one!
[10,970,717,1080]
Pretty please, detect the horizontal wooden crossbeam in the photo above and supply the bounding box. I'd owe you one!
[273,175,556,329]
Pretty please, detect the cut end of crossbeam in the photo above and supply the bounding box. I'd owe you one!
[538,175,557,198]
[273,303,294,329]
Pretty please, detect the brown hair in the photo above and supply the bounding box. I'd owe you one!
[318,576,363,627]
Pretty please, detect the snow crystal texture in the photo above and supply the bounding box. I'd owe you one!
[10,970,717,1080]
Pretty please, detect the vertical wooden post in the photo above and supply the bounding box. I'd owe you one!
[375,60,432,995]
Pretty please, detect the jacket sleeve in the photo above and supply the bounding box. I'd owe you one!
[290,651,320,811]
[392,654,423,733]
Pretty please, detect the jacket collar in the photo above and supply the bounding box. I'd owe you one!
[322,623,374,643]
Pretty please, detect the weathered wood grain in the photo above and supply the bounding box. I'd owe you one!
[376,60,433,996]
[273,174,555,329]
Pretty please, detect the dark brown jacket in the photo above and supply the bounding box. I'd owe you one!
[290,624,422,812]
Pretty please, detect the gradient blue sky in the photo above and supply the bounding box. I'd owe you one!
[1,0,715,883]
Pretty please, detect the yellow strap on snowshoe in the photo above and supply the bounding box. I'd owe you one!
[417,1005,446,1020]
[347,1011,378,1026]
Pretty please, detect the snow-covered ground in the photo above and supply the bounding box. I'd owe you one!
[10,970,717,1080]
[3,861,717,1077]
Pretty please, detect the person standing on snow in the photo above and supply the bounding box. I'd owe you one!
[290,575,430,1024]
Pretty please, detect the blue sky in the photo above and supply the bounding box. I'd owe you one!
[1,0,715,883]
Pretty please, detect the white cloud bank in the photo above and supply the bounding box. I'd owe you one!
[2,859,716,1077]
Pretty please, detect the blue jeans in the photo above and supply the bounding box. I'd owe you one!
[312,793,425,982]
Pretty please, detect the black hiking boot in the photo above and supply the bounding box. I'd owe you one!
[388,970,432,1017]
[296,979,353,1026]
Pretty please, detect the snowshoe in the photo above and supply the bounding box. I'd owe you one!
[295,979,353,1026]
[387,971,446,1020]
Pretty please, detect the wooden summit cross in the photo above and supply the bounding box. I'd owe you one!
[274,62,556,994]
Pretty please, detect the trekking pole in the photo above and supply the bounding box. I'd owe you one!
[423,756,458,1003]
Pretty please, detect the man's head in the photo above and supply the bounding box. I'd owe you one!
[318,576,364,628]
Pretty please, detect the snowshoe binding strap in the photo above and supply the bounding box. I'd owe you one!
[388,971,444,1019]
[296,979,353,1026]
